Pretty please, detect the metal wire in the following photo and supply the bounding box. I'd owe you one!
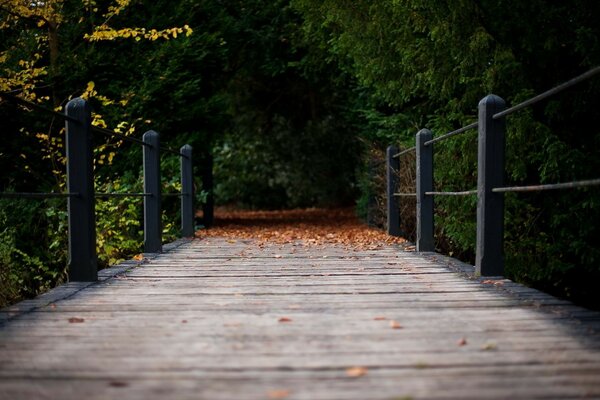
[162,145,187,158]
[0,192,77,199]
[393,193,417,197]
[494,66,600,119]
[492,178,600,193]
[94,192,151,198]
[1,93,186,155]
[424,122,478,147]
[425,190,477,196]
[90,126,148,146]
[393,146,416,158]
[0,93,79,123]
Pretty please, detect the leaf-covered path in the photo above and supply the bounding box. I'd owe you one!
[2,208,600,399]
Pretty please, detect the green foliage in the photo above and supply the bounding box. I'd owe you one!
[3,0,600,309]
[293,0,600,307]
[0,200,67,308]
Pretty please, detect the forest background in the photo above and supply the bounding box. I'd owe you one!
[1,0,599,308]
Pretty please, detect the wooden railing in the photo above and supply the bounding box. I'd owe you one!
[0,95,195,281]
[387,66,600,276]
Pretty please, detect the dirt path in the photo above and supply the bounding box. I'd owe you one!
[196,207,409,249]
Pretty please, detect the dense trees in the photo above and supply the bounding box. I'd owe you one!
[292,0,600,305]
[1,1,599,307]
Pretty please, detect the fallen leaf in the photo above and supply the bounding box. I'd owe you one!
[68,317,85,323]
[389,320,402,329]
[481,341,497,351]
[267,389,291,399]
[278,317,292,323]
[49,303,56,309]
[373,316,387,321]
[482,279,503,285]
[181,320,188,324]
[457,337,467,346]
[109,381,129,388]
[133,254,143,261]
[346,366,368,377]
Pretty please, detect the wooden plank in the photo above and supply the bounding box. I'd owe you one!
[1,237,600,400]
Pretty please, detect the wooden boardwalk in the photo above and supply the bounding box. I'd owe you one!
[2,237,600,399]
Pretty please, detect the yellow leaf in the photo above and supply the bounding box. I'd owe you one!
[389,320,402,329]
[346,367,368,377]
[267,389,290,399]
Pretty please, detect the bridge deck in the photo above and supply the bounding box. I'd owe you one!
[2,238,600,399]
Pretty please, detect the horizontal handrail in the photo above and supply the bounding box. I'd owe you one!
[492,178,600,193]
[493,66,600,120]
[392,146,416,158]
[424,122,478,147]
[425,190,477,196]
[2,96,196,282]
[94,192,151,198]
[0,192,77,199]
[1,93,188,157]
[393,192,417,197]
[0,92,79,123]
[162,145,188,158]
[386,66,599,277]
[91,125,149,146]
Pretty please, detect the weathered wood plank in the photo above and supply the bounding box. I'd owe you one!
[1,237,600,399]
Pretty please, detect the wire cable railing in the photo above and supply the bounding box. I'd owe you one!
[0,93,196,282]
[493,66,600,120]
[385,65,600,276]
[423,122,478,147]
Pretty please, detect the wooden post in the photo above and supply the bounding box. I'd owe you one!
[180,144,195,237]
[65,98,97,281]
[476,95,506,276]
[416,129,434,251]
[386,146,401,236]
[143,130,162,253]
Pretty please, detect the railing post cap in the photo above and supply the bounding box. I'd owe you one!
[180,144,192,152]
[479,94,506,107]
[65,97,91,113]
[416,128,432,138]
[143,130,160,139]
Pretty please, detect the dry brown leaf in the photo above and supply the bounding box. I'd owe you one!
[373,316,387,321]
[482,279,504,285]
[133,254,144,261]
[389,320,402,329]
[267,389,291,399]
[346,366,368,377]
[457,337,467,346]
[196,207,406,249]
[68,317,85,323]
[278,317,292,323]
[481,342,498,351]
[181,320,188,324]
